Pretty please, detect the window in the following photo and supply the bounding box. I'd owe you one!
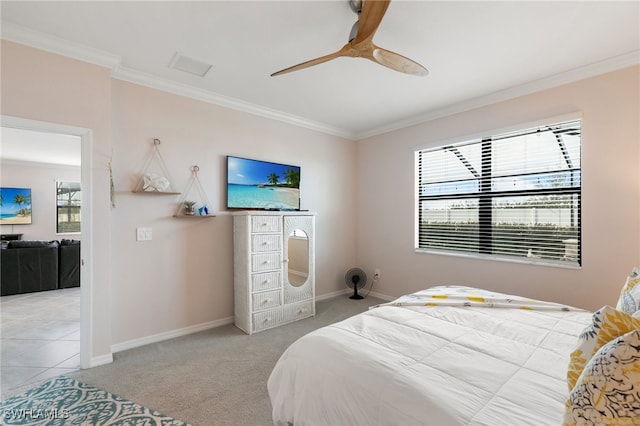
[56,181,81,233]
[416,119,581,266]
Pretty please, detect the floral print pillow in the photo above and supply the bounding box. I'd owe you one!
[564,329,640,425]
[616,267,640,315]
[567,305,640,391]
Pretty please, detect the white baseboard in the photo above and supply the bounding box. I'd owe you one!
[366,290,396,302]
[316,289,350,301]
[107,291,395,357]
[318,288,395,302]
[111,316,234,354]
[88,353,113,369]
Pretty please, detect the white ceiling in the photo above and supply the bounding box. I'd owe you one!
[1,127,81,167]
[1,0,639,145]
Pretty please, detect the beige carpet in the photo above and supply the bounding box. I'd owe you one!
[67,295,383,426]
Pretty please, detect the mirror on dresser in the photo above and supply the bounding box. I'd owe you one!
[286,229,308,287]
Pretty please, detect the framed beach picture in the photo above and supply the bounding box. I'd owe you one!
[0,187,32,225]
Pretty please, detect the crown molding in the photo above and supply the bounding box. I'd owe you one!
[1,22,354,140]
[354,50,640,140]
[1,22,121,70]
[112,66,354,140]
[3,22,637,142]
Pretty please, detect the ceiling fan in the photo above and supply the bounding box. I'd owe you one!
[271,0,428,77]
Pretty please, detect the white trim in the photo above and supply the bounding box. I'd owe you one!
[112,66,352,139]
[366,290,395,302]
[316,289,349,301]
[111,316,234,354]
[355,51,639,140]
[3,21,637,141]
[413,114,584,270]
[111,291,399,353]
[1,22,121,70]
[328,288,396,302]
[0,115,97,369]
[79,129,94,369]
[415,248,582,270]
[90,353,114,368]
[412,111,583,152]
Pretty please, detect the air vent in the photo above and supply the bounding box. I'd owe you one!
[168,53,212,77]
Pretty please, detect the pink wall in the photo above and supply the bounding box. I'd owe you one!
[1,40,114,363]
[2,40,358,354]
[109,80,357,345]
[3,37,638,362]
[356,66,640,311]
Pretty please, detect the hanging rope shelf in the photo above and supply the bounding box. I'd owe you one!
[133,138,180,194]
[174,165,215,218]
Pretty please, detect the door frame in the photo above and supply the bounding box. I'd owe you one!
[1,115,94,369]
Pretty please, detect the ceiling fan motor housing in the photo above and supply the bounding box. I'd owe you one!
[350,0,364,14]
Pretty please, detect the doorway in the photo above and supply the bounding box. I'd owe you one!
[0,116,93,383]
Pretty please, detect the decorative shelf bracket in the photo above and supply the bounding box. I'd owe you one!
[133,138,179,194]
[174,165,215,218]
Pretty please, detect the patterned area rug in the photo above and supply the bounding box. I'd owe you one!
[1,376,190,425]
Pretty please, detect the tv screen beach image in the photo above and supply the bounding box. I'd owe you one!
[227,157,300,210]
[0,187,32,225]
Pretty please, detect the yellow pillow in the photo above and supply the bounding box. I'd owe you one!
[567,305,640,391]
[616,267,640,314]
[564,329,640,425]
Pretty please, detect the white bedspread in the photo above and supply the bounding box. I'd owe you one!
[268,287,592,426]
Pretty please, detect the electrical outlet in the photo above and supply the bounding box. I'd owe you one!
[374,268,380,280]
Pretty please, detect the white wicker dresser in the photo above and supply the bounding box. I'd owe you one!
[232,211,315,334]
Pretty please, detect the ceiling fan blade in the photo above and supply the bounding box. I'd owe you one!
[353,0,390,44]
[271,0,428,77]
[271,45,350,77]
[372,46,428,76]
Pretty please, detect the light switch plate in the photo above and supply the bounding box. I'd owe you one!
[136,227,152,241]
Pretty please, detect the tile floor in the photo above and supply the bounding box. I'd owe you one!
[1,287,80,400]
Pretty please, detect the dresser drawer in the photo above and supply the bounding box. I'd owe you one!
[252,253,281,272]
[251,272,281,292]
[252,289,281,311]
[282,300,314,323]
[252,216,281,233]
[252,307,282,332]
[252,234,281,253]
[252,299,314,332]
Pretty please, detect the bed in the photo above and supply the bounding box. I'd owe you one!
[268,286,595,426]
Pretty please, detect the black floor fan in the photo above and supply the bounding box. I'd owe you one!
[345,268,367,300]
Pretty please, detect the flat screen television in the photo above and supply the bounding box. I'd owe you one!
[0,187,32,225]
[227,156,300,210]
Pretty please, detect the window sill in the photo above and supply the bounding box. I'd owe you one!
[414,248,581,270]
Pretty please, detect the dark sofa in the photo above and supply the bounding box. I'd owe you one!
[1,239,80,296]
[59,239,80,289]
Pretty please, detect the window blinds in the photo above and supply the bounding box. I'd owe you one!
[417,120,581,266]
